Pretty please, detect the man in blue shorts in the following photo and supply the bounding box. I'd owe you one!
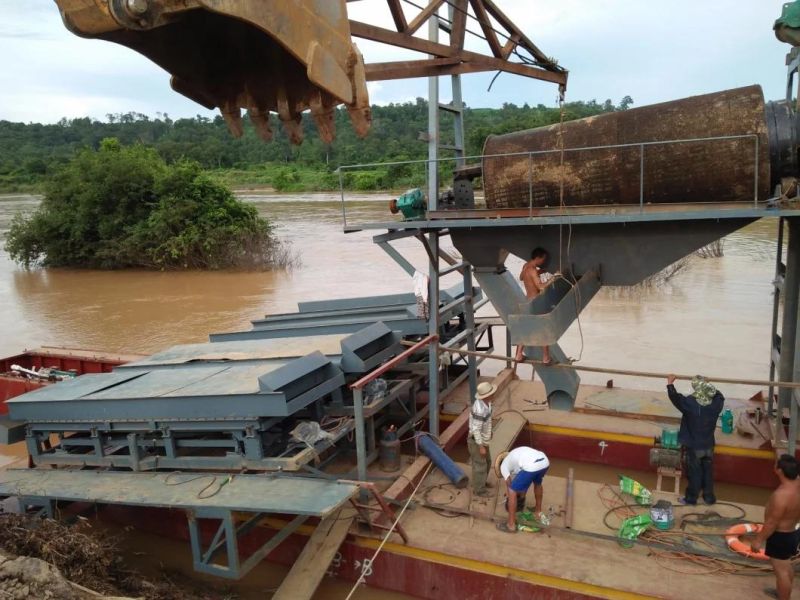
[496,446,550,533]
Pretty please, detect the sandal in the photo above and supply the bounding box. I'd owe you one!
[496,522,517,534]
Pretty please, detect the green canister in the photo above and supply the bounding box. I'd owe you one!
[721,409,734,434]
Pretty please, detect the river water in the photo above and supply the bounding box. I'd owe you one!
[0,192,782,597]
[0,192,781,399]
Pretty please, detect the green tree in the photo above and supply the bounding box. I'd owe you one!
[5,139,284,270]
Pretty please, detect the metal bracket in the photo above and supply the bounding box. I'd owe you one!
[187,508,307,580]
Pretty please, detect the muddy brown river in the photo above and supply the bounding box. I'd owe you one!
[0,192,781,398]
[0,192,783,597]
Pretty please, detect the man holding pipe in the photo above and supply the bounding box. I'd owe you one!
[468,381,497,497]
[666,374,725,505]
[495,446,550,533]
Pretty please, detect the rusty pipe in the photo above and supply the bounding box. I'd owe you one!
[565,467,575,529]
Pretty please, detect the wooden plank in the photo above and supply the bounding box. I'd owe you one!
[489,410,526,457]
[0,469,358,515]
[481,0,551,64]
[386,0,408,32]
[468,0,503,57]
[406,0,445,35]
[572,406,680,424]
[349,21,567,86]
[386,369,516,501]
[272,511,354,600]
[365,58,461,81]
[385,408,469,502]
[449,0,468,50]
[501,33,521,60]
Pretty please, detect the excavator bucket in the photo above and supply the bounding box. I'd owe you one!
[54,0,371,144]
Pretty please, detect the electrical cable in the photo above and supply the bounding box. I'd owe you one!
[162,471,233,499]
[344,462,434,600]
[397,0,561,71]
[406,341,800,389]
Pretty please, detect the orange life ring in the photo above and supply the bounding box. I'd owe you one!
[725,523,768,561]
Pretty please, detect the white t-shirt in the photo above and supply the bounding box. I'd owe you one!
[500,447,549,480]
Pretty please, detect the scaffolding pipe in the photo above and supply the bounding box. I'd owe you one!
[565,468,575,529]
[405,342,800,389]
[779,219,800,445]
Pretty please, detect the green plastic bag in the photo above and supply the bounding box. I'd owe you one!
[515,510,543,532]
[618,514,652,548]
[619,475,652,505]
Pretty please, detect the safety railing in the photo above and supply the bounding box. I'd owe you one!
[335,133,761,229]
[349,334,439,486]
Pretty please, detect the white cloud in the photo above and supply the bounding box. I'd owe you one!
[0,0,792,122]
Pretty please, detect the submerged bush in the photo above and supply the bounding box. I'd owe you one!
[5,138,289,270]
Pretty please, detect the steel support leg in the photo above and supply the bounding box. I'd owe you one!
[353,388,368,500]
[791,221,800,454]
[779,219,800,448]
[769,218,786,417]
[428,234,440,435]
[427,4,439,207]
[463,264,478,401]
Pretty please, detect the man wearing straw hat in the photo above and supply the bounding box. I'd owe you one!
[469,381,497,497]
[666,374,725,505]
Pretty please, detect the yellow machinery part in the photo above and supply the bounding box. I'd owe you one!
[54,0,371,144]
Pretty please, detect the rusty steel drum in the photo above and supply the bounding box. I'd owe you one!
[481,86,794,209]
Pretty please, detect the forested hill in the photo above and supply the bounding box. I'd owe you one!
[0,96,632,193]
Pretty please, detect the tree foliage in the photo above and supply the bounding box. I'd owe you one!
[4,139,283,270]
[0,97,633,192]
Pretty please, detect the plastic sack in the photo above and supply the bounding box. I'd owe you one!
[364,378,388,404]
[618,514,652,548]
[290,421,334,447]
[516,511,543,532]
[619,475,652,505]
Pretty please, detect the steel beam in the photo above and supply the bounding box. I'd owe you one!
[377,240,418,277]
[428,233,441,435]
[463,265,478,401]
[353,387,368,498]
[779,218,800,438]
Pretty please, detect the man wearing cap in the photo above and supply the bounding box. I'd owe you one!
[496,446,550,533]
[666,374,725,505]
[469,381,497,497]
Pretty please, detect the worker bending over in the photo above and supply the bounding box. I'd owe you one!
[495,446,550,533]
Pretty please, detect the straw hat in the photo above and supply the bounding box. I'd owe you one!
[476,381,497,400]
[494,451,509,477]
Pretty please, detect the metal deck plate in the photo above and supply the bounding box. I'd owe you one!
[0,469,357,516]
[122,336,348,368]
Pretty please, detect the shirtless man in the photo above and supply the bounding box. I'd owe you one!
[514,247,559,372]
[751,454,800,599]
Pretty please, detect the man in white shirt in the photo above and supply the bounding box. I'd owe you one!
[468,381,496,497]
[496,446,550,533]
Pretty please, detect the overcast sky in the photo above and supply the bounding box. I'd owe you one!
[0,1,791,123]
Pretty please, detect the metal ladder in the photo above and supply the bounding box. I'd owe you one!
[768,217,800,454]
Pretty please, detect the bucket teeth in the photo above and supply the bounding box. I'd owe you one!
[281,115,305,145]
[221,102,244,138]
[249,108,273,142]
[310,92,336,144]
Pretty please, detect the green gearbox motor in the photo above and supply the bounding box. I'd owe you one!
[390,188,427,220]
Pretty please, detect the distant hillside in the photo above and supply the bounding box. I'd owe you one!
[0,96,632,193]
